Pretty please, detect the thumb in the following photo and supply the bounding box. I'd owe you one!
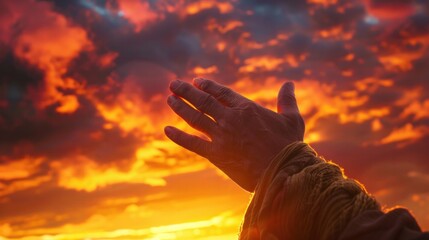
[277,81,299,115]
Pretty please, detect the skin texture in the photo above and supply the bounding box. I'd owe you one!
[165,78,305,192]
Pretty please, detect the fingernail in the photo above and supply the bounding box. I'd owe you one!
[170,80,181,91]
[286,82,295,91]
[167,95,176,105]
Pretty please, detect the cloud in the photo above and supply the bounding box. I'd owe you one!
[0,0,428,237]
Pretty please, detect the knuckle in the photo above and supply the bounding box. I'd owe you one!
[188,112,203,127]
[194,139,208,154]
[199,80,209,90]
[288,111,302,122]
[218,87,232,99]
[196,94,214,111]
[170,98,179,108]
[214,134,228,148]
[240,101,257,111]
[169,101,180,112]
[175,82,188,94]
[174,132,183,142]
[283,94,297,104]
[286,111,305,132]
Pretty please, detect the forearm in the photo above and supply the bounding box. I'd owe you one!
[240,141,381,239]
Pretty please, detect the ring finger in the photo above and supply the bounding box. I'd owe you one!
[167,95,218,136]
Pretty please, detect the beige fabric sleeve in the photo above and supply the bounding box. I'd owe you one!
[239,141,380,240]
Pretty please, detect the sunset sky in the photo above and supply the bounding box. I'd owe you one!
[0,0,429,239]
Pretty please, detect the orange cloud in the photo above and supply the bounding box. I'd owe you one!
[185,1,234,15]
[378,124,429,146]
[0,175,51,197]
[50,140,208,192]
[0,156,49,196]
[12,0,92,114]
[400,100,429,120]
[117,1,162,32]
[193,65,219,76]
[309,0,338,6]
[206,19,243,34]
[363,0,416,21]
[379,52,422,72]
[98,52,119,68]
[0,156,43,181]
[1,0,429,238]
[239,56,285,73]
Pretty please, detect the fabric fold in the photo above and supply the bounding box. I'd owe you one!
[240,141,380,240]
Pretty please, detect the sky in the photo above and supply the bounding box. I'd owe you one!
[0,0,428,239]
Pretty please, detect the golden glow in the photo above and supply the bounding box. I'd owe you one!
[2,211,243,240]
[400,100,429,120]
[193,66,219,75]
[0,157,44,180]
[239,56,285,73]
[309,0,338,6]
[56,95,80,114]
[0,175,51,197]
[371,119,383,132]
[207,20,243,34]
[186,1,233,15]
[379,124,429,146]
[216,42,227,52]
[379,54,415,72]
[51,140,208,191]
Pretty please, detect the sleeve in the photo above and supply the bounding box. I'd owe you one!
[339,208,429,240]
[239,141,428,240]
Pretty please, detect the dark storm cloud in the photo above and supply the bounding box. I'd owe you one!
[45,0,365,90]
[365,88,403,108]
[282,33,313,56]
[0,50,44,108]
[369,0,415,7]
[114,61,173,99]
[0,93,140,166]
[50,0,235,78]
[241,0,308,10]
[239,5,296,42]
[308,40,348,62]
[310,4,365,30]
[0,63,137,166]
[8,0,423,97]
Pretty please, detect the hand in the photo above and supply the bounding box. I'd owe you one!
[164,78,305,192]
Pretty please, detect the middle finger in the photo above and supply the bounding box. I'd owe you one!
[167,95,217,136]
[170,80,226,119]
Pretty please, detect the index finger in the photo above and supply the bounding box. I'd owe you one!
[193,78,249,107]
[170,80,225,119]
[164,126,212,158]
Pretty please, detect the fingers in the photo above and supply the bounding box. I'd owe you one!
[167,95,217,135]
[193,78,249,107]
[164,126,212,157]
[277,81,299,115]
[170,80,225,119]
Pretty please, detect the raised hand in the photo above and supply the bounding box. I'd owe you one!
[165,78,305,192]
